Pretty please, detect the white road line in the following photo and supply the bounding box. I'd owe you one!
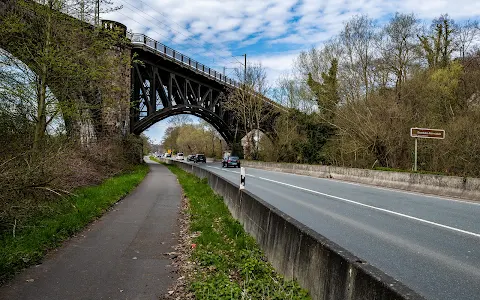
[207,166,256,177]
[247,166,480,207]
[257,176,480,239]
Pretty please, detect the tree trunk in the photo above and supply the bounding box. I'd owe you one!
[33,0,53,153]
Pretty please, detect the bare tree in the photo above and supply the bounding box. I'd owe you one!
[34,0,122,25]
[456,20,480,59]
[380,13,421,100]
[340,15,378,101]
[223,63,274,159]
[168,114,193,126]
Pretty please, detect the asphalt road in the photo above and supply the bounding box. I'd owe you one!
[185,160,480,300]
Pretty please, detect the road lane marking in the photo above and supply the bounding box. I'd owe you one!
[206,166,256,177]
[257,176,480,239]
[246,167,480,207]
[199,163,480,238]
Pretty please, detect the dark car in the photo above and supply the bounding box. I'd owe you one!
[222,156,240,168]
[187,155,196,162]
[194,154,206,163]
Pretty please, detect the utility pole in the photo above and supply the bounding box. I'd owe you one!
[95,0,100,26]
[243,53,247,84]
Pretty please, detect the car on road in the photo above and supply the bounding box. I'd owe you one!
[187,154,196,162]
[165,153,172,158]
[194,154,206,163]
[222,156,240,168]
[176,152,184,160]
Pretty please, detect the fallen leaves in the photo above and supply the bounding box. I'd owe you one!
[162,194,195,300]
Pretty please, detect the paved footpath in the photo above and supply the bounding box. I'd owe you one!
[0,160,182,300]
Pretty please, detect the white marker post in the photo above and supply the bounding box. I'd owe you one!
[240,167,246,190]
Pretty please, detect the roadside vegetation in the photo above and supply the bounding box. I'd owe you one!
[161,14,480,177]
[166,164,310,299]
[0,164,148,284]
[160,116,226,159]
[0,0,150,284]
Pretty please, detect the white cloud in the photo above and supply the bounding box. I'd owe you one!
[143,121,169,144]
[107,1,480,90]
[104,0,479,141]
[249,52,299,86]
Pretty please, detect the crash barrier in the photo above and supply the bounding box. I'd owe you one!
[166,159,425,300]
[241,161,480,201]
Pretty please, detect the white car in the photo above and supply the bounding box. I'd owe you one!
[176,153,184,160]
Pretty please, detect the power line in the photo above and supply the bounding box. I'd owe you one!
[113,8,243,85]
[114,0,238,63]
[114,0,245,67]
[114,8,173,45]
[135,0,245,66]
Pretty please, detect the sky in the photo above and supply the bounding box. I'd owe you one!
[102,0,480,143]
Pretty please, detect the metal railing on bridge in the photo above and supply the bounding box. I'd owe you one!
[128,33,240,88]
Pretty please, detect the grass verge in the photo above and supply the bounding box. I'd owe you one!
[149,155,161,163]
[0,164,149,284]
[166,164,310,300]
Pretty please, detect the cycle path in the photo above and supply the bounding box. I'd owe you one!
[0,160,181,300]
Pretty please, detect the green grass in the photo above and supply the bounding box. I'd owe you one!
[166,164,310,300]
[149,155,161,163]
[0,164,149,284]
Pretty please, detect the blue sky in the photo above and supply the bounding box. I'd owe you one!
[103,0,480,143]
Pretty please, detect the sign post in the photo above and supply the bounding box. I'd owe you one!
[414,137,418,171]
[410,128,445,171]
[240,167,245,190]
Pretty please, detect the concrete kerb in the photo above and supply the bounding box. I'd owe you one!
[168,160,425,300]
[242,161,480,201]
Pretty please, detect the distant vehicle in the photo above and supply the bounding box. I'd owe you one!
[194,154,206,163]
[187,155,196,162]
[165,153,172,158]
[176,152,184,160]
[222,156,240,168]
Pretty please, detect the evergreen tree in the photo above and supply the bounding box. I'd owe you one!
[307,58,339,121]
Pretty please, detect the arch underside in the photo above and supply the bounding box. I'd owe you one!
[132,105,234,142]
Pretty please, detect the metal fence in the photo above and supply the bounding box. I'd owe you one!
[128,33,240,88]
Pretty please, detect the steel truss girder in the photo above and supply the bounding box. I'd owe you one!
[131,61,233,142]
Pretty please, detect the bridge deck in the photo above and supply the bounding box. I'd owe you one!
[129,33,240,89]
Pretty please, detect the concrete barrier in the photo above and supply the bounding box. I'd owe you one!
[168,160,425,300]
[241,161,480,201]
